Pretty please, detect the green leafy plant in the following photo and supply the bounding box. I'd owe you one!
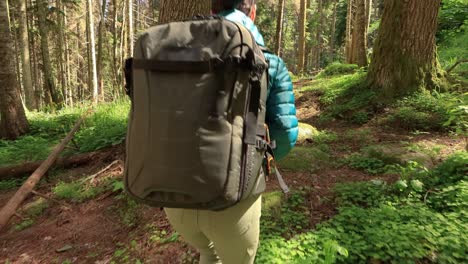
[114,194,141,227]
[346,154,387,174]
[0,178,23,191]
[334,180,390,208]
[14,219,34,231]
[261,190,310,239]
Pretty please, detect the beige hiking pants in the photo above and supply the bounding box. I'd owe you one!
[164,195,262,264]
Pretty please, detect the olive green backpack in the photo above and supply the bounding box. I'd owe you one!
[123,17,286,210]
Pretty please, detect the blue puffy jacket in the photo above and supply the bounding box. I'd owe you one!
[221,9,298,160]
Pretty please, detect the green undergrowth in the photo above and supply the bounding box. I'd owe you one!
[381,90,467,133]
[438,20,467,78]
[0,100,130,167]
[301,69,375,124]
[53,176,122,203]
[257,152,468,263]
[301,62,467,131]
[316,63,359,78]
[10,198,50,232]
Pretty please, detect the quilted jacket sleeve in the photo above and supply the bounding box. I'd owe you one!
[264,53,298,160]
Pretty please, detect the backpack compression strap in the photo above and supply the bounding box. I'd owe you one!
[257,124,290,194]
[124,56,256,100]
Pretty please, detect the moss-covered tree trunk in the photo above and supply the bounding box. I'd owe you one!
[0,0,29,139]
[367,0,444,99]
[158,0,211,24]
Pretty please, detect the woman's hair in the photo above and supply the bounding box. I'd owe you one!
[238,0,256,16]
[212,0,243,13]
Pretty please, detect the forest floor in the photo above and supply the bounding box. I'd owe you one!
[0,74,466,264]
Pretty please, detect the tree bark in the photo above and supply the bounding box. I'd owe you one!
[0,0,29,140]
[329,0,338,61]
[86,0,99,104]
[158,0,211,24]
[56,0,67,106]
[345,0,354,63]
[0,151,104,180]
[345,0,368,66]
[37,0,63,107]
[77,21,85,101]
[16,0,35,110]
[313,0,323,69]
[274,0,285,56]
[97,0,106,100]
[112,0,119,94]
[297,0,307,74]
[11,10,23,94]
[63,6,72,107]
[353,0,367,66]
[367,0,444,99]
[127,0,133,56]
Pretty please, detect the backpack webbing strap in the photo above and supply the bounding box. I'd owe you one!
[133,58,225,73]
[275,167,290,194]
[265,151,290,194]
[244,75,262,145]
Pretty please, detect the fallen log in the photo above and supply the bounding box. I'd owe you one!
[0,151,102,180]
[0,110,91,232]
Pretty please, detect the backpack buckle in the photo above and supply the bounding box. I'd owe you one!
[209,57,224,71]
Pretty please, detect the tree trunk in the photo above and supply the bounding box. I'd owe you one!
[314,0,323,69]
[329,0,337,61]
[56,0,68,106]
[16,0,35,110]
[27,0,41,109]
[37,0,63,107]
[63,6,72,107]
[112,0,119,95]
[345,0,354,63]
[346,0,368,66]
[86,0,99,104]
[76,22,83,101]
[297,0,307,74]
[158,0,211,24]
[97,0,106,100]
[11,11,23,94]
[353,0,367,66]
[0,0,29,140]
[127,0,133,56]
[367,0,444,99]
[366,0,372,29]
[0,151,103,179]
[274,0,285,56]
[120,0,127,85]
